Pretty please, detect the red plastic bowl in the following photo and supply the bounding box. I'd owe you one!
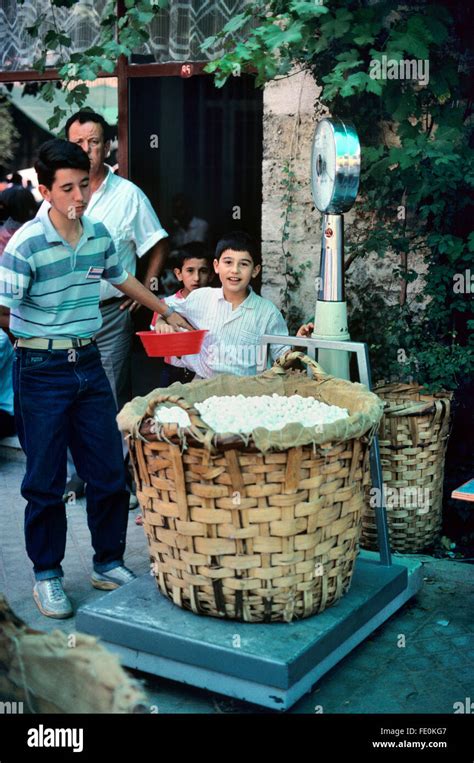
[137,329,207,357]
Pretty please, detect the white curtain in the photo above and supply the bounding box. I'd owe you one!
[0,0,251,71]
[136,0,251,62]
[0,0,109,70]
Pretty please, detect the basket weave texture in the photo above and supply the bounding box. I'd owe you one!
[361,383,452,553]
[121,352,384,622]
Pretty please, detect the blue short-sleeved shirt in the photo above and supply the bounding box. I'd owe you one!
[0,204,127,338]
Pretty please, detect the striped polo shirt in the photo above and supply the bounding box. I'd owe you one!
[164,286,291,378]
[0,204,127,338]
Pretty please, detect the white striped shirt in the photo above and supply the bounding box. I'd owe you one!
[166,286,290,378]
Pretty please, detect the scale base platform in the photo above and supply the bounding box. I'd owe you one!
[76,551,423,710]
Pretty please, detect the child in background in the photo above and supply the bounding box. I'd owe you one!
[137,243,211,525]
[151,241,212,326]
[151,241,212,385]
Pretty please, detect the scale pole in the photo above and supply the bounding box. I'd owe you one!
[312,213,351,379]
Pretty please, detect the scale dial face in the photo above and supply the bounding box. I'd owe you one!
[311,118,361,213]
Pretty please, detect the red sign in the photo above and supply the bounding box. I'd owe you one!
[180,64,194,78]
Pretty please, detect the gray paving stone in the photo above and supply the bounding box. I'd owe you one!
[434,650,474,670]
[1,449,474,714]
[451,634,474,648]
[405,636,453,655]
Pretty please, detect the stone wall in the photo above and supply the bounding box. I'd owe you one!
[260,69,428,333]
[261,70,323,327]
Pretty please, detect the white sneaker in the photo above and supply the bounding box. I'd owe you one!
[91,565,137,590]
[33,578,73,619]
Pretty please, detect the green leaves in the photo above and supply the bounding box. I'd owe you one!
[262,20,305,50]
[428,234,466,262]
[25,0,169,120]
[200,36,218,53]
[47,105,67,132]
[221,12,249,35]
[44,30,72,49]
[320,8,353,39]
[39,82,56,103]
[289,2,329,19]
[65,84,89,108]
[352,18,378,47]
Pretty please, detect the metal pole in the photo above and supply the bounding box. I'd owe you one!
[312,215,351,380]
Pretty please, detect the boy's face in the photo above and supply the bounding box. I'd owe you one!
[39,168,90,222]
[174,257,210,294]
[214,249,260,294]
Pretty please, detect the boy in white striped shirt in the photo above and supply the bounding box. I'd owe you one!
[153,232,291,378]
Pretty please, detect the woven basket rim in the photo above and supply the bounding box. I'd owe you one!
[139,351,382,451]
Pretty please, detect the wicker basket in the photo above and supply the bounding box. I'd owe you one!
[361,383,453,553]
[125,352,383,622]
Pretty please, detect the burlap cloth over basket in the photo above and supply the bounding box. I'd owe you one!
[118,352,384,622]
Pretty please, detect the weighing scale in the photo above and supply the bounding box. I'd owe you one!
[76,120,423,711]
[311,118,360,380]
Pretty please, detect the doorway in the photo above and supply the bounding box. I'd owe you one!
[129,73,263,249]
[129,73,263,396]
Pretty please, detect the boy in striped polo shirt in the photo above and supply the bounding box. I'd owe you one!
[0,139,191,619]
[153,231,291,378]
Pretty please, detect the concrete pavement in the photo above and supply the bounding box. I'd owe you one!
[1,441,473,714]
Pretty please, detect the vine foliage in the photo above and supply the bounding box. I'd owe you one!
[18,0,169,130]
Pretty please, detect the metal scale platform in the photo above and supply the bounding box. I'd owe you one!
[76,336,424,711]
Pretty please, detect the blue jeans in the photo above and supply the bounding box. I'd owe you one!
[13,343,129,581]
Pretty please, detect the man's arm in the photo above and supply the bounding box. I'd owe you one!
[115,273,193,330]
[120,238,168,313]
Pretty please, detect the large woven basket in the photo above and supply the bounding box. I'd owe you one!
[361,383,452,553]
[122,352,384,622]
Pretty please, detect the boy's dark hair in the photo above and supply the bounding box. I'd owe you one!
[215,231,261,266]
[173,242,212,271]
[35,139,90,189]
[0,186,38,223]
[64,110,112,142]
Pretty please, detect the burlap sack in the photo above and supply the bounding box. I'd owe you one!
[118,351,384,452]
[0,596,146,713]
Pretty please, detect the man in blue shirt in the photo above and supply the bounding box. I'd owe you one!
[0,139,191,619]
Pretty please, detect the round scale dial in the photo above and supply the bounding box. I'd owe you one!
[311,118,361,214]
